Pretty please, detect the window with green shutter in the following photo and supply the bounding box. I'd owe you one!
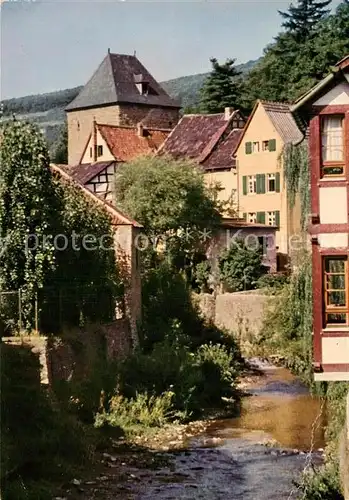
[256,212,265,224]
[256,174,266,194]
[242,176,247,195]
[275,211,280,227]
[260,174,266,194]
[245,142,252,154]
[269,139,276,152]
[275,172,280,192]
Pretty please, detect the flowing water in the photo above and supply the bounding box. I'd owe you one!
[72,361,327,500]
[133,362,326,500]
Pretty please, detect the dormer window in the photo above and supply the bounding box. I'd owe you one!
[134,74,151,95]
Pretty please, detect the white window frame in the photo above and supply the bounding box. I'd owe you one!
[248,175,257,194]
[248,212,257,223]
[267,173,276,193]
[252,141,260,153]
[267,211,276,226]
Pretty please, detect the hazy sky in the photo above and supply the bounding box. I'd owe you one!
[1,0,341,99]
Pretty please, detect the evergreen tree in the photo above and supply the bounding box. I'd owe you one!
[199,58,242,114]
[278,0,332,41]
[52,122,68,164]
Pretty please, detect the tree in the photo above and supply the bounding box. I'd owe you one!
[199,58,242,114]
[0,121,120,330]
[52,122,68,164]
[278,0,332,41]
[219,239,267,292]
[0,121,60,326]
[114,155,222,268]
[240,0,349,110]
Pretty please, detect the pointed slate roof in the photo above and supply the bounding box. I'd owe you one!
[66,52,180,111]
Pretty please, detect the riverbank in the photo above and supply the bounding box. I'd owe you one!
[53,359,325,500]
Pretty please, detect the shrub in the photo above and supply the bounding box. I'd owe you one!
[1,343,90,499]
[256,272,290,292]
[95,391,180,435]
[116,338,240,417]
[193,260,212,293]
[219,238,267,292]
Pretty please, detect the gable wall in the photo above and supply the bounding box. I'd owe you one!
[81,129,115,164]
[236,104,289,255]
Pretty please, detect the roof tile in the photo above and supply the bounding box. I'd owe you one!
[66,53,180,111]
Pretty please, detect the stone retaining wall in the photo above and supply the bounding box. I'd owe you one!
[195,290,273,341]
[2,319,131,385]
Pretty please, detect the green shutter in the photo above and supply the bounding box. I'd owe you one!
[260,174,266,194]
[243,212,247,221]
[256,174,260,194]
[242,176,247,195]
[269,139,276,152]
[275,211,280,227]
[245,142,252,154]
[257,212,265,224]
[275,172,280,192]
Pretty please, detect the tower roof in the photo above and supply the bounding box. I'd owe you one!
[66,52,180,111]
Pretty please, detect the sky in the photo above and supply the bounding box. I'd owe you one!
[0,0,342,100]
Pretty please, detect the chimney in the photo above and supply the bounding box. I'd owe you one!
[137,122,144,137]
[224,107,234,120]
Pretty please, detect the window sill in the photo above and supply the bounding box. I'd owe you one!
[322,326,349,332]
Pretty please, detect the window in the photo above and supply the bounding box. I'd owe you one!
[266,211,280,226]
[248,212,257,223]
[97,145,103,157]
[253,142,260,153]
[267,211,276,226]
[267,173,276,192]
[262,141,269,151]
[324,257,348,325]
[321,116,344,176]
[248,175,257,194]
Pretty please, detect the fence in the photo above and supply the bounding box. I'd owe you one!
[0,284,123,336]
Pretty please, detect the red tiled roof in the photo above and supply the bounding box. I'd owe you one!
[159,113,230,161]
[51,163,142,227]
[98,124,169,162]
[203,129,244,170]
[61,161,116,185]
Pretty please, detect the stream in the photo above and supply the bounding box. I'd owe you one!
[66,360,326,500]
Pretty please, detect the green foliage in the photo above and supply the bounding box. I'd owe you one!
[241,0,349,110]
[107,338,240,418]
[199,58,243,114]
[299,461,344,500]
[2,86,82,116]
[259,252,314,385]
[256,272,290,292]
[281,141,310,231]
[193,260,212,293]
[0,121,59,328]
[115,155,221,267]
[278,0,332,42]
[219,238,267,292]
[1,343,90,499]
[51,122,68,164]
[95,391,178,434]
[0,121,121,331]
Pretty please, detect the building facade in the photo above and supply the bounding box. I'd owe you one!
[235,100,304,268]
[292,55,349,381]
[66,51,180,165]
[159,108,245,209]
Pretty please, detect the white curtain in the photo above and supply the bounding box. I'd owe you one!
[322,116,343,162]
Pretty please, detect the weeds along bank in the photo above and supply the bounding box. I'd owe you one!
[1,259,243,500]
[256,253,348,500]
